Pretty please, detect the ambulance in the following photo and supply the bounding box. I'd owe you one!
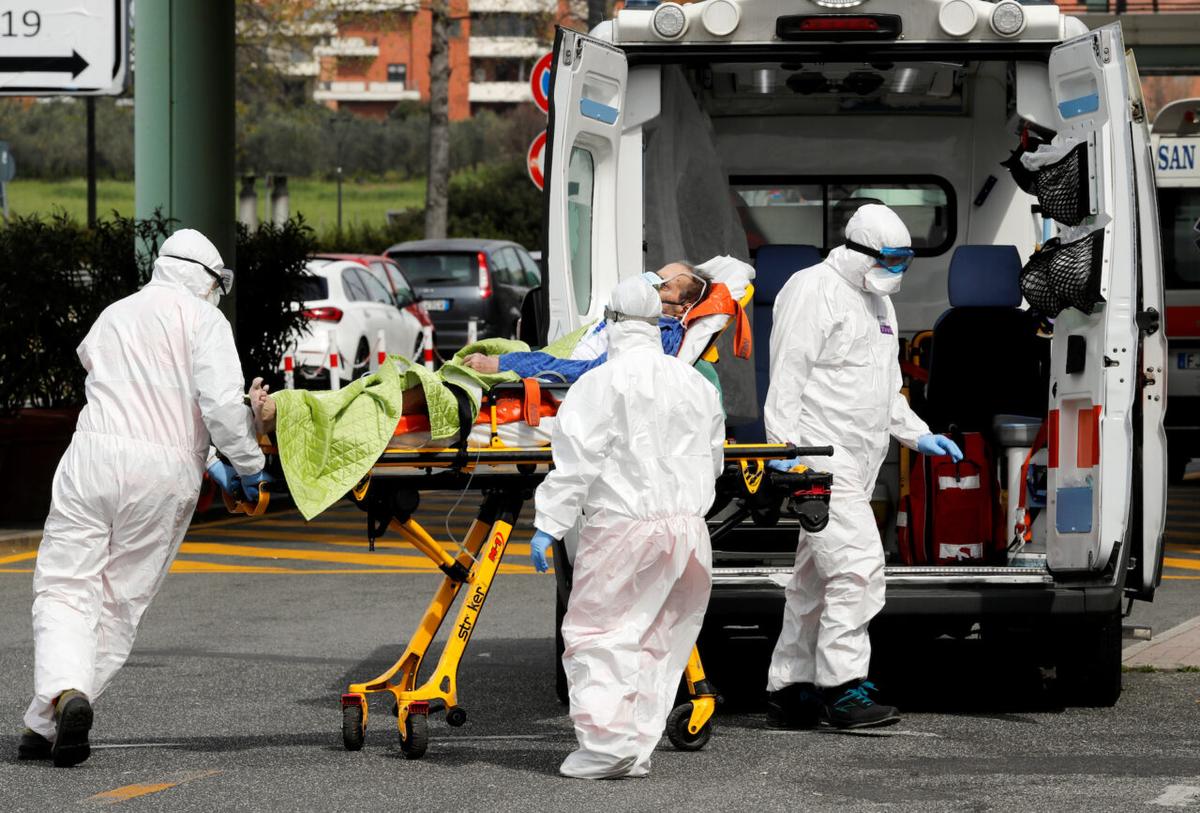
[1151,97,1200,482]
[531,0,1168,707]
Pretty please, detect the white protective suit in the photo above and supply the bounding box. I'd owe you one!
[24,229,264,739]
[535,277,725,780]
[764,204,930,691]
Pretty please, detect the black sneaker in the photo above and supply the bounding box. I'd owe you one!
[17,728,51,760]
[766,682,822,730]
[51,690,93,768]
[822,680,900,730]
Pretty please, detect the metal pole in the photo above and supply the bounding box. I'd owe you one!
[337,166,343,233]
[135,0,236,313]
[86,96,97,227]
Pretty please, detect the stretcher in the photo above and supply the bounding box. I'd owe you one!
[222,385,834,760]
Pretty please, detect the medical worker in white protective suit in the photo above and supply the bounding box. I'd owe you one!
[529,275,725,780]
[764,204,962,730]
[18,229,271,767]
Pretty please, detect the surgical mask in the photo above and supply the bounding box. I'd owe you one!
[864,265,904,296]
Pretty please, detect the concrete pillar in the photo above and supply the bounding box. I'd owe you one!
[238,176,258,229]
[135,0,236,314]
[270,175,290,226]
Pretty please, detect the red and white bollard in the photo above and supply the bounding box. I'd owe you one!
[283,354,295,390]
[466,317,478,346]
[327,330,340,391]
[422,325,435,371]
[376,329,387,368]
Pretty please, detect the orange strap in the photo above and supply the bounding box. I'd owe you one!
[522,378,542,427]
[900,360,929,383]
[1015,422,1049,540]
[681,283,753,360]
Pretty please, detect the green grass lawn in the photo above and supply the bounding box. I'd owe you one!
[4,177,426,229]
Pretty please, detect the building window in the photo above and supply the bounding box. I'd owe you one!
[470,12,540,38]
[470,58,527,84]
[387,63,407,87]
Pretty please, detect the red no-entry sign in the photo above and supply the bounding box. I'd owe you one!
[530,53,552,114]
[527,130,546,190]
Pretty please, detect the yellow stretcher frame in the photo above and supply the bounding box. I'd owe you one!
[334,440,817,760]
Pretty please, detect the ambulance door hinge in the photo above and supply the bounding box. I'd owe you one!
[1136,306,1160,336]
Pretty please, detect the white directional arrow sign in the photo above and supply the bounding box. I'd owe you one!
[0,0,128,96]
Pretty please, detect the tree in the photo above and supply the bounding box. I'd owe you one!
[424,0,450,239]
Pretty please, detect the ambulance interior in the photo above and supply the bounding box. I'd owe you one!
[623,57,1117,570]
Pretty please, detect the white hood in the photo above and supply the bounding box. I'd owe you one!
[826,203,911,290]
[150,228,225,301]
[607,276,663,358]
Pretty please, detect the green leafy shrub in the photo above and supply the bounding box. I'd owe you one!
[0,211,172,415]
[0,212,316,414]
[233,218,318,390]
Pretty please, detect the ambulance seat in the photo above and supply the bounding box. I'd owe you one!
[742,244,821,442]
[924,245,1049,433]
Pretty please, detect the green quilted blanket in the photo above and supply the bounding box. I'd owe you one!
[271,338,530,520]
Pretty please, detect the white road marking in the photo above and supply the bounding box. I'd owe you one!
[1150,785,1200,807]
[90,743,185,750]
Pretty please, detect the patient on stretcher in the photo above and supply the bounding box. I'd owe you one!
[252,255,753,450]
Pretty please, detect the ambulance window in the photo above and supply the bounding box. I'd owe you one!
[567,146,595,314]
[731,177,955,256]
[1158,188,1200,289]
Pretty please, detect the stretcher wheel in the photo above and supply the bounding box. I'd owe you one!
[401,713,429,760]
[445,706,467,727]
[342,704,365,752]
[665,702,711,752]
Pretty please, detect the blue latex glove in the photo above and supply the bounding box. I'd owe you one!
[530,529,556,573]
[206,461,242,497]
[767,458,801,472]
[917,434,964,462]
[240,470,275,504]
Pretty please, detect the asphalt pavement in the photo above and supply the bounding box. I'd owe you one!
[0,482,1198,811]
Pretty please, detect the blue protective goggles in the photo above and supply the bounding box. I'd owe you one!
[846,241,915,274]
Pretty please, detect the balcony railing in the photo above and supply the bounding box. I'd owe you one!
[468,82,532,104]
[1055,1,1200,12]
[314,81,421,102]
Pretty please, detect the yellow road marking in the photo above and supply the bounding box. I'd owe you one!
[172,561,438,574]
[1165,530,1200,541]
[1163,557,1200,572]
[183,527,533,554]
[179,542,438,568]
[1164,575,1200,580]
[88,770,221,805]
[0,568,33,573]
[0,550,37,565]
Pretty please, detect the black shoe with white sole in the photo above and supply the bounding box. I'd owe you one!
[822,680,901,730]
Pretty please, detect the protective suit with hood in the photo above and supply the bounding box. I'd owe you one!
[534,276,725,780]
[21,229,264,766]
[763,204,939,728]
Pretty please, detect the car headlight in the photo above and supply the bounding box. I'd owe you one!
[990,1,1026,36]
[652,2,687,39]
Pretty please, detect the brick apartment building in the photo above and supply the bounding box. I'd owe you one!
[311,1,583,121]
[305,1,1200,123]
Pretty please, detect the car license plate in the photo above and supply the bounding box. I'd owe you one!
[1179,352,1200,370]
[423,299,451,312]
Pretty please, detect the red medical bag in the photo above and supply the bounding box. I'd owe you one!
[897,431,1005,566]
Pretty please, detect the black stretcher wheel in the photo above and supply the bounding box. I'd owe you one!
[401,713,429,760]
[342,704,365,752]
[665,702,711,752]
[445,705,468,727]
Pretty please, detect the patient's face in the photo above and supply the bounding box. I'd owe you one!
[656,263,703,318]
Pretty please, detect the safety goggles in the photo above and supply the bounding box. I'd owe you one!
[603,306,659,326]
[846,241,915,274]
[162,253,235,294]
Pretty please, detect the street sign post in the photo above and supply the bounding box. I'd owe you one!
[0,0,129,96]
[530,52,552,115]
[0,141,12,220]
[527,130,546,191]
